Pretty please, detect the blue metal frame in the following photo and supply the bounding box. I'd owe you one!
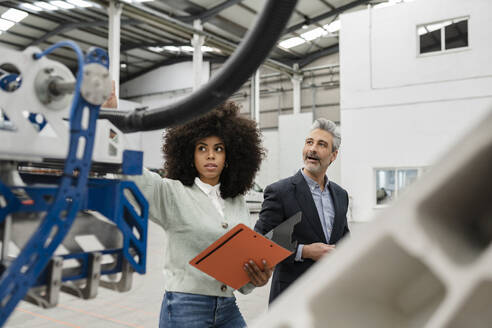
[0,177,148,273]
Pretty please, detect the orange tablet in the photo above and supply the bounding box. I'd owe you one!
[189,223,292,290]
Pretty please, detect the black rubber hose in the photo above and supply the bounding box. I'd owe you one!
[99,0,298,132]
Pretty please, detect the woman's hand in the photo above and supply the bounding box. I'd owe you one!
[243,259,273,287]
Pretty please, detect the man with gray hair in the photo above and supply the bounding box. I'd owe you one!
[255,118,350,303]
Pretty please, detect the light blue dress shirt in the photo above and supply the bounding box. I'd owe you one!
[295,169,336,261]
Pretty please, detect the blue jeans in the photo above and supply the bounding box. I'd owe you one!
[159,291,247,328]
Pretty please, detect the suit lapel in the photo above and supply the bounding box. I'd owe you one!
[292,170,327,243]
[328,182,341,244]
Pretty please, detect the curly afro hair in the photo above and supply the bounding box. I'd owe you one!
[162,101,265,199]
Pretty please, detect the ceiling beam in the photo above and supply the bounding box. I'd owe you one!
[289,44,339,68]
[158,0,246,38]
[121,41,187,52]
[174,0,244,23]
[28,19,140,47]
[120,54,227,83]
[284,0,371,35]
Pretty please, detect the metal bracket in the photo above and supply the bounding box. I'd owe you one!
[24,256,63,308]
[61,252,102,299]
[100,258,133,292]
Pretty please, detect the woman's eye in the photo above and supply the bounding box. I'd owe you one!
[198,146,206,151]
[216,146,224,152]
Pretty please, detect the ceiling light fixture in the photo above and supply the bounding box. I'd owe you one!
[301,27,327,41]
[21,3,43,11]
[66,0,93,8]
[1,9,29,22]
[279,37,305,49]
[51,1,76,9]
[324,20,340,33]
[148,46,164,52]
[0,18,15,31]
[163,46,180,52]
[181,46,194,52]
[20,3,44,11]
[34,2,59,10]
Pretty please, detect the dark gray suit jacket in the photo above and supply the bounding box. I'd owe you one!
[254,169,349,303]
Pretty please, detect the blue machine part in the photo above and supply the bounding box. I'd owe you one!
[0,42,148,327]
[0,176,148,287]
[0,74,22,92]
[27,113,48,132]
[122,150,144,175]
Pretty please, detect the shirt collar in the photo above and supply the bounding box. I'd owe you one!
[194,177,221,196]
[301,168,329,191]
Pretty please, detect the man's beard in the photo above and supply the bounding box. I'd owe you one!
[304,161,324,175]
[304,153,323,175]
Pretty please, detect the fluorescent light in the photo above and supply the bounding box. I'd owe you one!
[201,46,214,52]
[67,0,93,7]
[120,63,127,68]
[34,2,59,10]
[1,9,29,22]
[301,27,327,41]
[163,45,180,52]
[20,3,44,12]
[148,46,164,52]
[181,46,194,52]
[0,18,15,31]
[51,1,76,9]
[279,37,305,49]
[324,20,340,33]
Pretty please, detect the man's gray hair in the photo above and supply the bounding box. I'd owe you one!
[311,118,341,152]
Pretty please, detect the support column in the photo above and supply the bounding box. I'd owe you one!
[192,19,204,91]
[108,0,122,104]
[250,69,260,124]
[291,64,303,115]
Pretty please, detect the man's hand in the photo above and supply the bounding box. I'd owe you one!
[302,243,335,261]
[244,259,273,287]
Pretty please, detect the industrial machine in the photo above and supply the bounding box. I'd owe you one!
[0,42,148,327]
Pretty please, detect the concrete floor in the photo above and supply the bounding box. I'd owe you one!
[5,216,367,327]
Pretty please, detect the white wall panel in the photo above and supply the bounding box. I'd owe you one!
[340,0,492,222]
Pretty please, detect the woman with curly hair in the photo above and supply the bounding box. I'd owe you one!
[132,101,270,328]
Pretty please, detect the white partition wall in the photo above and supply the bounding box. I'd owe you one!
[340,0,492,222]
[120,61,210,106]
[278,112,313,179]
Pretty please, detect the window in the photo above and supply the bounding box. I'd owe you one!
[375,168,422,205]
[418,17,468,55]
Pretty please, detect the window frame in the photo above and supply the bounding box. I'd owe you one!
[417,16,470,57]
[373,167,426,208]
